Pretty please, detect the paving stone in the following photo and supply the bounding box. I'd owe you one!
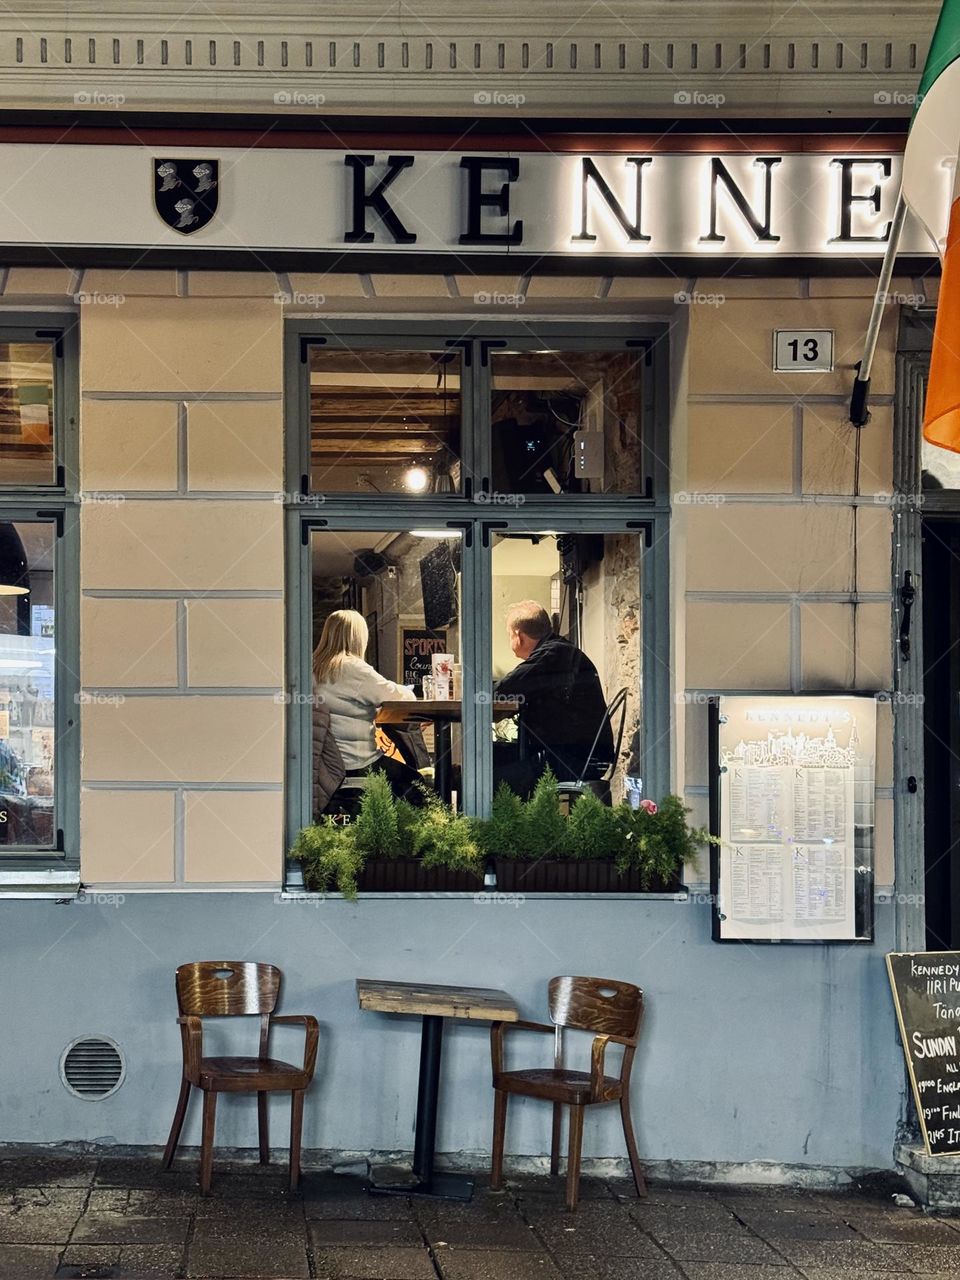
[830,1211,960,1244]
[736,1213,859,1241]
[553,1257,684,1279]
[531,1202,660,1257]
[187,1233,310,1277]
[0,1158,94,1190]
[0,1244,62,1277]
[308,1218,424,1246]
[631,1203,746,1234]
[300,1175,414,1221]
[71,1213,191,1246]
[192,1200,305,1235]
[0,1200,84,1245]
[677,1267,799,1280]
[86,1187,198,1216]
[798,1271,949,1280]
[655,1230,786,1265]
[58,1242,185,1276]
[435,1249,563,1280]
[767,1238,925,1270]
[313,1244,438,1279]
[417,1199,538,1249]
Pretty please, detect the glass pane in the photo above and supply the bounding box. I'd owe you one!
[309,528,464,815]
[490,530,642,802]
[0,521,55,849]
[309,347,462,494]
[0,342,56,486]
[490,349,643,496]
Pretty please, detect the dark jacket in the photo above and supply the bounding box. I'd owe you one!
[494,633,613,778]
[312,701,346,818]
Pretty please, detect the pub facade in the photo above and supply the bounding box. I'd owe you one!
[0,0,947,1184]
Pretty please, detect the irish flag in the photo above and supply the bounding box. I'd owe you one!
[903,0,960,450]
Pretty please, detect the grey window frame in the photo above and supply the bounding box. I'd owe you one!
[283,319,671,869]
[0,313,80,889]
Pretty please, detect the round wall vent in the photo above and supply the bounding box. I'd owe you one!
[59,1036,125,1100]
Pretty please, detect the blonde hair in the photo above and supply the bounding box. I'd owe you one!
[313,609,369,683]
[505,600,552,642]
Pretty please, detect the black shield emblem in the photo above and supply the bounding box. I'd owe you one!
[153,159,219,234]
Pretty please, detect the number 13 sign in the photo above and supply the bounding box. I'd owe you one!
[773,329,834,372]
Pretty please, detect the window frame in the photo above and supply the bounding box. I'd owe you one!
[0,314,80,884]
[284,319,672,872]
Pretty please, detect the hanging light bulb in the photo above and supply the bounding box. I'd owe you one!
[403,464,430,493]
[0,523,29,596]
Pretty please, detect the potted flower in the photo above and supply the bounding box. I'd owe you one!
[481,771,708,893]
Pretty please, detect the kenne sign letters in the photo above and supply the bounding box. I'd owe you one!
[0,144,935,257]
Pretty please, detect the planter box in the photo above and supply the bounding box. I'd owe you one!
[357,857,482,893]
[494,857,676,894]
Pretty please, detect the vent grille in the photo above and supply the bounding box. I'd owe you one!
[60,1036,125,1100]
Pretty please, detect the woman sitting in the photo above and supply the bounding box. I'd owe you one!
[313,609,426,805]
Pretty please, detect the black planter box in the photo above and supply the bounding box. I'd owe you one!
[494,857,674,893]
[357,857,482,893]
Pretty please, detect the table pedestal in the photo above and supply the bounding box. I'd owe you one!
[368,1014,474,1201]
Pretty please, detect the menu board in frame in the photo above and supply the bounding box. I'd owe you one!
[709,695,876,944]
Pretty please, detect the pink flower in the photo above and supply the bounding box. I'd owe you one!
[639,799,658,815]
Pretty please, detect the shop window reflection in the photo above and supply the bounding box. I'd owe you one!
[490,531,641,805]
[0,521,55,848]
[310,529,464,817]
[490,350,644,496]
[308,347,462,495]
[0,342,55,487]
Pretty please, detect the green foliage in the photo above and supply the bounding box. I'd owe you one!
[562,789,626,861]
[290,818,362,900]
[409,794,483,875]
[473,777,711,890]
[519,768,567,858]
[479,782,526,857]
[351,771,400,859]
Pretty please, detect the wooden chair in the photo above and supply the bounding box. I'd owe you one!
[162,961,319,1194]
[490,975,646,1210]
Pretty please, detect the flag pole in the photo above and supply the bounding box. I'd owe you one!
[849,189,909,426]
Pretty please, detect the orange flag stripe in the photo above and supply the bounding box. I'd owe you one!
[924,195,960,453]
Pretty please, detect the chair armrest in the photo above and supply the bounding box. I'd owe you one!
[176,1015,203,1082]
[491,1019,555,1077]
[590,1033,636,1100]
[270,1014,320,1079]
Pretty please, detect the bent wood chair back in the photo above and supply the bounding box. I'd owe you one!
[549,974,642,1049]
[176,961,281,1058]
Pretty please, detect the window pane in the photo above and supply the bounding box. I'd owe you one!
[309,347,462,494]
[0,342,55,486]
[491,530,641,803]
[0,521,55,849]
[309,528,465,816]
[490,349,644,496]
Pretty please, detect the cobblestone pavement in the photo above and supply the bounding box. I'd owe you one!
[1,1155,960,1279]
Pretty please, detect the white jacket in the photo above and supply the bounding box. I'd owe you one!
[314,656,415,771]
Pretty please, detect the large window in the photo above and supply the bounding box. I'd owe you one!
[287,324,667,842]
[0,319,78,870]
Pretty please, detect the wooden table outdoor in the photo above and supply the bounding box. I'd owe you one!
[356,978,520,1200]
[376,698,520,804]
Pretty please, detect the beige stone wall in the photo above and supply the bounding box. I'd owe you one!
[6,267,904,888]
[67,271,285,886]
[676,277,901,887]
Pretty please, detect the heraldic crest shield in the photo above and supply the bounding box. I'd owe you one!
[153,159,219,234]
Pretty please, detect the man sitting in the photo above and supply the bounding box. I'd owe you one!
[493,600,613,797]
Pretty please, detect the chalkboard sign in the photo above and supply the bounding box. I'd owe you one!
[887,951,960,1155]
[401,627,447,695]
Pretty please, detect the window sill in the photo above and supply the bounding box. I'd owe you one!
[0,867,80,898]
[279,889,689,902]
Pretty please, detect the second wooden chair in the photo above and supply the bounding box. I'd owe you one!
[490,974,646,1210]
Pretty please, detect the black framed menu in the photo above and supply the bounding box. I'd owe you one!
[709,695,876,944]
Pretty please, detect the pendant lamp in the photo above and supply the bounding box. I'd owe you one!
[0,522,29,595]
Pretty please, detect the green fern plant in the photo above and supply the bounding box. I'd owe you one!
[519,767,566,859]
[562,789,627,860]
[352,770,400,859]
[290,819,362,899]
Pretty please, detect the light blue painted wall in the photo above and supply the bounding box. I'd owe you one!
[0,894,903,1171]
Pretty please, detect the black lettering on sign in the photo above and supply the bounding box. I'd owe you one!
[888,951,960,1155]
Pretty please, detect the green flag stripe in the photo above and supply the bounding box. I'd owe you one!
[918,0,960,106]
